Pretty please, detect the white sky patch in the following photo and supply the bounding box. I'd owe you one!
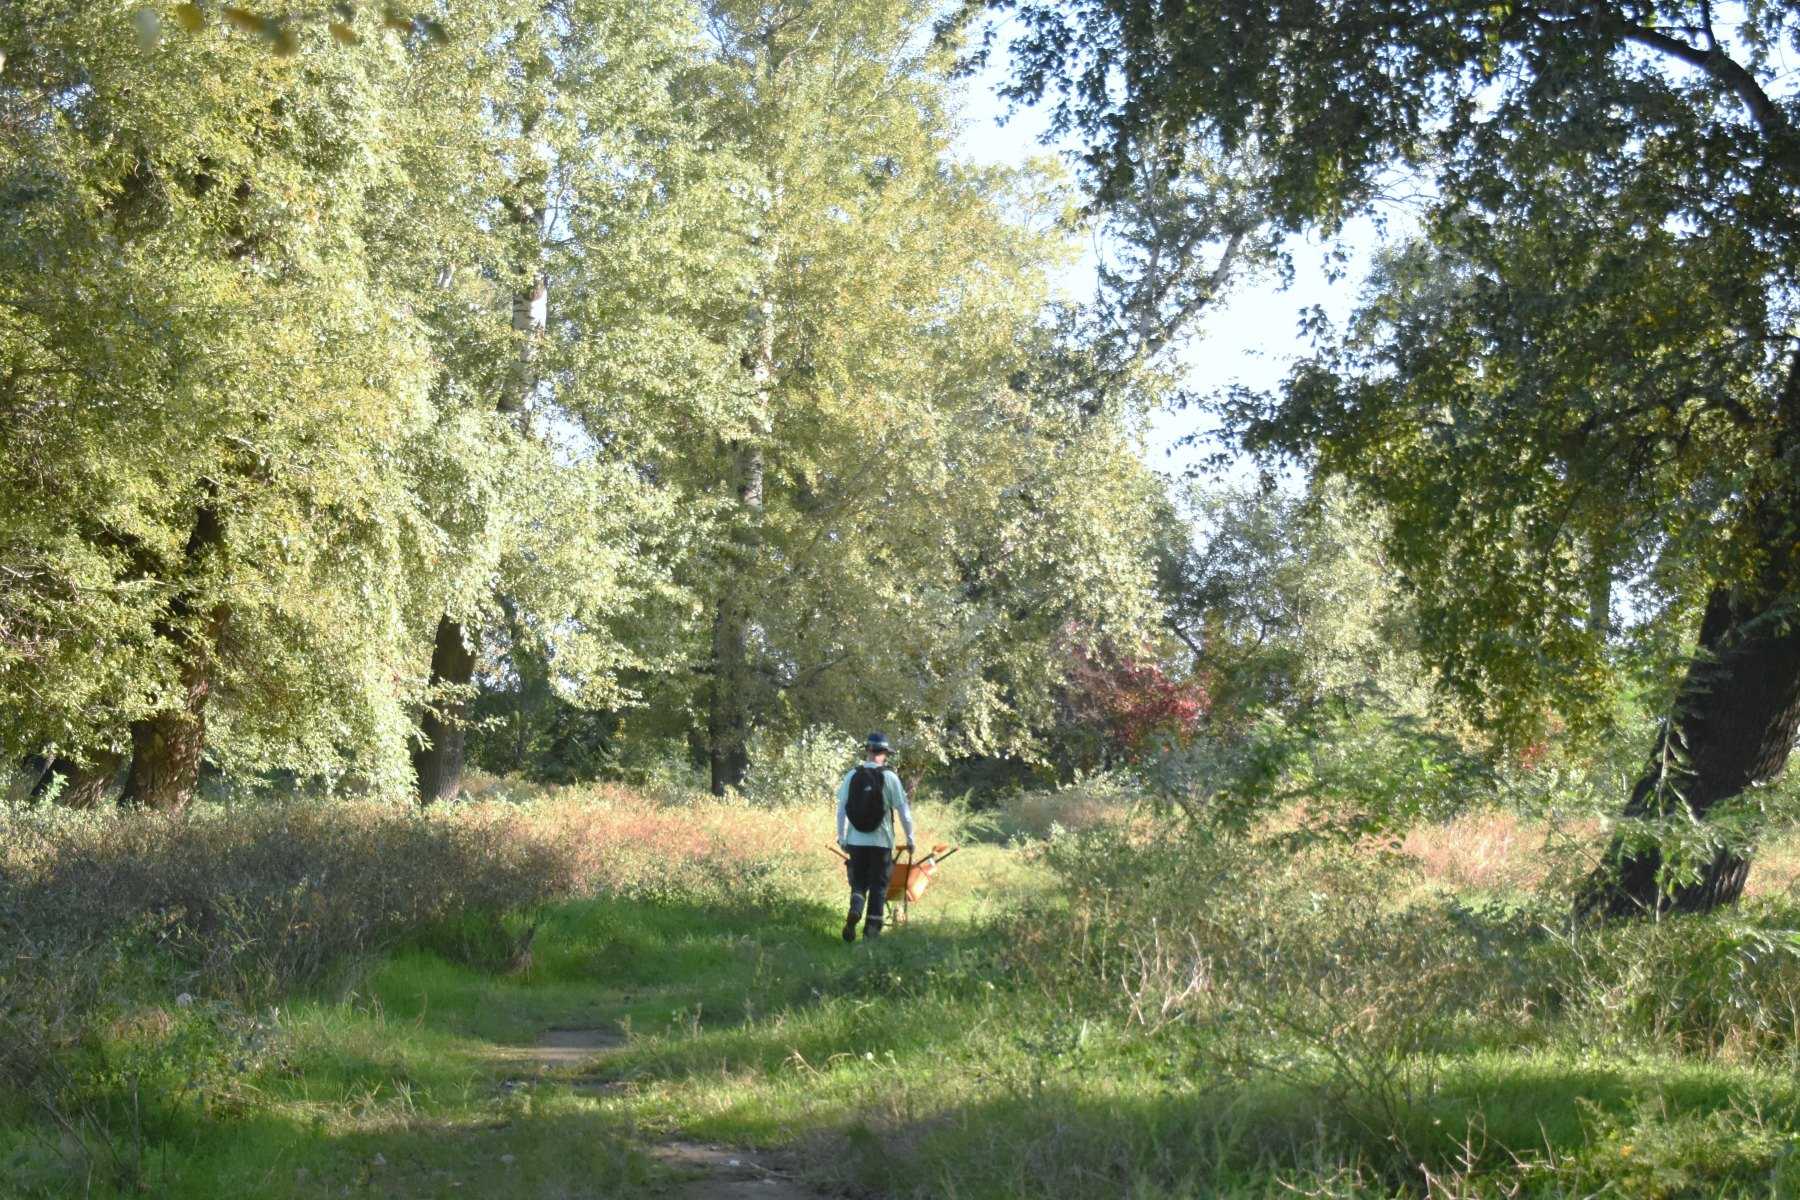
[952,44,1403,485]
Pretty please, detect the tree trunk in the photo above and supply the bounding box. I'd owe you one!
[28,749,125,808]
[707,253,776,796]
[9,757,49,804]
[413,614,476,805]
[500,593,541,776]
[1585,536,1611,641]
[503,269,546,420]
[411,202,544,803]
[1577,586,1800,917]
[123,701,209,811]
[119,499,228,812]
[1578,355,1800,917]
[707,36,788,798]
[709,439,764,795]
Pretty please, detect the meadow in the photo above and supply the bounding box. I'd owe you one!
[5,779,1800,1198]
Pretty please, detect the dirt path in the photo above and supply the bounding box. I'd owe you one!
[652,1140,818,1199]
[494,1027,828,1199]
[496,1026,626,1070]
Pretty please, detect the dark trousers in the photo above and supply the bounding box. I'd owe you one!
[845,845,893,927]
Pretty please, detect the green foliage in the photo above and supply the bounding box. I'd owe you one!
[2,0,1176,799]
[655,0,1170,781]
[1,0,463,783]
[468,686,619,785]
[141,3,450,56]
[1142,478,1490,833]
[1551,916,1800,1058]
[1563,1096,1800,1199]
[1164,479,1432,725]
[989,0,1800,748]
[742,724,852,809]
[1275,706,1490,832]
[0,0,729,797]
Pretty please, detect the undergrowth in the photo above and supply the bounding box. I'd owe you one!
[6,782,1800,1198]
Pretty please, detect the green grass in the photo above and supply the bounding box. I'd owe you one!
[10,834,1800,1198]
[0,843,1036,1198]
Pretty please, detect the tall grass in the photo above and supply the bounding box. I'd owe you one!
[11,777,1800,1198]
[0,785,842,1182]
[990,817,1800,1193]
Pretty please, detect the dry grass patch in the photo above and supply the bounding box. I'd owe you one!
[1747,827,1800,900]
[1396,810,1591,894]
[1396,809,1800,903]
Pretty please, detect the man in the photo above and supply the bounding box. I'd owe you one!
[835,731,913,942]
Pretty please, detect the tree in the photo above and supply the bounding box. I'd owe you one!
[1,2,486,806]
[1056,638,1209,771]
[1140,479,1490,833]
[1,0,725,806]
[659,0,1167,794]
[1161,480,1430,728]
[404,0,753,804]
[985,0,1800,913]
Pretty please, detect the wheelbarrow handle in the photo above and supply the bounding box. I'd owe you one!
[829,843,934,862]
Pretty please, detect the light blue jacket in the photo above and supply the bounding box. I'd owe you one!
[835,762,913,850]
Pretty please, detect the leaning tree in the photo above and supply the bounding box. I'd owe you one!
[980,0,1800,914]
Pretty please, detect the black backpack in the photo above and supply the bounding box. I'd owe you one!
[845,765,887,833]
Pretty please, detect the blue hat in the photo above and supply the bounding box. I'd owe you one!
[865,731,892,755]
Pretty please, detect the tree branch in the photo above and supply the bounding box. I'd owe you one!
[1774,344,1800,463]
[1589,6,1793,154]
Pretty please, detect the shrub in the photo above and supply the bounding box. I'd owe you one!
[1142,708,1495,840]
[1547,913,1800,1059]
[999,824,1559,1175]
[1564,1095,1800,1199]
[978,771,1135,842]
[0,801,572,1000]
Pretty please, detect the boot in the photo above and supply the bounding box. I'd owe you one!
[842,898,864,943]
[862,918,883,940]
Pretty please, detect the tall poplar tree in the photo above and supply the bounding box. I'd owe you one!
[1,0,736,805]
[1,1,480,806]
[681,0,1165,791]
[407,0,750,803]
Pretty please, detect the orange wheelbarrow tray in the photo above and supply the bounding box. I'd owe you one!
[829,842,960,924]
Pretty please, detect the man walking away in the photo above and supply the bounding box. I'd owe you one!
[836,731,913,941]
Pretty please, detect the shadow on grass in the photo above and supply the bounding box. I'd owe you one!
[143,1107,653,1200]
[790,1052,1800,1199]
[1,887,941,1198]
[369,887,1003,1050]
[39,877,1800,1200]
[529,895,1800,1198]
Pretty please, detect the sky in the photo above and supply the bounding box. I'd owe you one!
[950,48,1395,486]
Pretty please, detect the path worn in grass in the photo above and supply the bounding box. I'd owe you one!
[486,1026,825,1199]
[183,842,1033,1200]
[16,825,1800,1198]
[652,1140,814,1200]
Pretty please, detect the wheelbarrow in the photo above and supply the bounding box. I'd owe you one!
[829,842,959,926]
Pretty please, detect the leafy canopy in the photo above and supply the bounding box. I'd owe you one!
[984,0,1800,738]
